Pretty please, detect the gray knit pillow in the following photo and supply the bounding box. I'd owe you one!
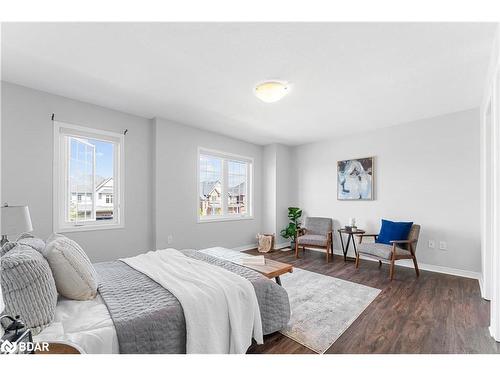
[1,245,58,334]
[16,233,46,254]
[1,234,45,256]
[0,242,17,257]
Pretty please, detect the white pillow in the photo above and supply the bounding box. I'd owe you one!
[44,234,98,300]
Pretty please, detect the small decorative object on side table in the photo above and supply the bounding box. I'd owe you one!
[338,227,365,262]
[349,217,356,229]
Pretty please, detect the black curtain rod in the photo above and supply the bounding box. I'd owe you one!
[51,113,128,135]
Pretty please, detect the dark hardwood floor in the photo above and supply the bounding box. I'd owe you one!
[245,248,500,354]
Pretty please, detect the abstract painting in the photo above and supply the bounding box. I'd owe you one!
[337,157,374,200]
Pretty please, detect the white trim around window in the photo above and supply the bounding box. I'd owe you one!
[53,121,125,232]
[197,147,254,223]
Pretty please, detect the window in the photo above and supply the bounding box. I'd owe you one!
[54,121,124,232]
[198,148,253,222]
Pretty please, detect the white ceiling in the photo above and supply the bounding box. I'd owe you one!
[1,22,497,145]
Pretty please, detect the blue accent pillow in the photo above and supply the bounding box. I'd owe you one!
[376,219,413,245]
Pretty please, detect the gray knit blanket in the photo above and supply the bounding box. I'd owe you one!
[94,249,290,354]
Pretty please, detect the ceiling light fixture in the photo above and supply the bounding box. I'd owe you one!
[254,81,289,103]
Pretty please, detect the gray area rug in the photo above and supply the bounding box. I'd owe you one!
[279,268,381,353]
[199,248,381,354]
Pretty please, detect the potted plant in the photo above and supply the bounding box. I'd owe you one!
[280,207,303,250]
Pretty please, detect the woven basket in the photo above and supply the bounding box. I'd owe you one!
[256,233,275,253]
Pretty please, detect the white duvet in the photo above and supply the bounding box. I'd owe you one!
[122,248,263,354]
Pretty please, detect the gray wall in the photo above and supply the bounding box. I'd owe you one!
[0,81,482,273]
[275,144,294,244]
[293,109,481,272]
[262,145,277,237]
[153,117,263,250]
[261,144,295,245]
[1,82,154,262]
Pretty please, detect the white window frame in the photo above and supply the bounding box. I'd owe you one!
[197,147,254,223]
[53,121,125,232]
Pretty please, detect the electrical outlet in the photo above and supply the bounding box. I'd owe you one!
[439,241,447,250]
[167,235,173,245]
[428,240,435,248]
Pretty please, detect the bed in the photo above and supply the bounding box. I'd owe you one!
[34,248,290,354]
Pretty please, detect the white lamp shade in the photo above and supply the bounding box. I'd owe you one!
[1,205,33,236]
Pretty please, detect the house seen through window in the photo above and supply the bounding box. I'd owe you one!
[199,149,252,221]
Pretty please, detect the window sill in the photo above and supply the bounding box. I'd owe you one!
[55,223,124,233]
[197,216,254,224]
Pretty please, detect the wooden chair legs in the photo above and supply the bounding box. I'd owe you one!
[412,255,420,277]
[295,241,332,263]
[389,255,396,281]
[389,256,419,280]
[355,253,419,281]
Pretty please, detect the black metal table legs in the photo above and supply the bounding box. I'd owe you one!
[339,233,359,262]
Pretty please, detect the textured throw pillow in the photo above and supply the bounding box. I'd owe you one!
[376,219,413,245]
[44,234,98,300]
[16,233,46,254]
[1,245,58,334]
[1,234,46,257]
[0,241,18,257]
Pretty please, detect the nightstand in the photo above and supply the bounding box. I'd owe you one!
[34,342,81,354]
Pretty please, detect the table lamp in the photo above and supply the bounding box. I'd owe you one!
[1,204,33,247]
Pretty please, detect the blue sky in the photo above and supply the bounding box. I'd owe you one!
[70,138,114,183]
[199,155,246,187]
[90,139,114,178]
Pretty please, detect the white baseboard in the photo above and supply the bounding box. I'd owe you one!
[489,326,500,342]
[232,243,258,252]
[478,276,486,299]
[301,247,481,280]
[351,249,481,280]
[233,241,291,252]
[275,241,290,250]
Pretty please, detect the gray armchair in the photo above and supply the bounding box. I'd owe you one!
[355,224,421,280]
[295,217,333,262]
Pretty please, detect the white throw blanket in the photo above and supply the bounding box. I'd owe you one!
[121,249,263,354]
